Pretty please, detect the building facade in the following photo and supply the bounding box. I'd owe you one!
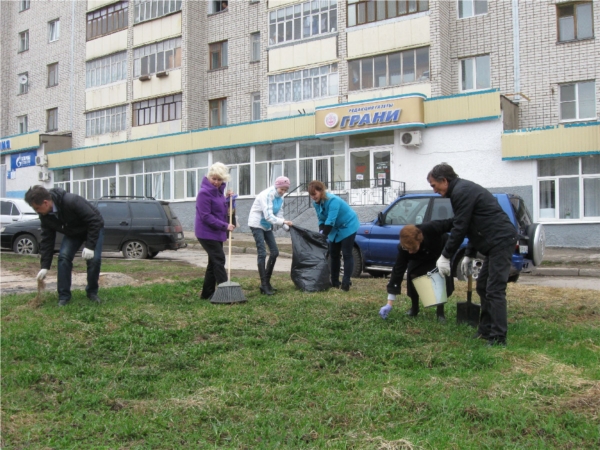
[1,0,599,247]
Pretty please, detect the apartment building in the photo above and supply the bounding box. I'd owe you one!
[1,0,598,246]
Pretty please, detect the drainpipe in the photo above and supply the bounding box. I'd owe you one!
[69,0,76,130]
[512,0,520,103]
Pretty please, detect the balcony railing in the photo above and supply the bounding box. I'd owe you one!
[283,179,405,220]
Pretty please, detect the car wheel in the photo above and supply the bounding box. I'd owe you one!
[526,223,545,266]
[455,253,483,281]
[122,240,148,259]
[147,251,159,259]
[13,234,39,255]
[351,246,363,278]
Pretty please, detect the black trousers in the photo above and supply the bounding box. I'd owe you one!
[476,241,515,341]
[198,239,227,298]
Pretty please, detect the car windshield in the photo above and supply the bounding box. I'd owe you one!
[384,197,430,225]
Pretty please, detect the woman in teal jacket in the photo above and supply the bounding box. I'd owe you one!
[308,180,360,291]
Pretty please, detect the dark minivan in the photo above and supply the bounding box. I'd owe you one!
[0,196,187,259]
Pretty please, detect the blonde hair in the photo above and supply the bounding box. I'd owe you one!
[207,162,230,182]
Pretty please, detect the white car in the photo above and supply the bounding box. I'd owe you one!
[0,198,38,227]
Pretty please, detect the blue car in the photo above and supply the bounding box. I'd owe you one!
[352,193,545,282]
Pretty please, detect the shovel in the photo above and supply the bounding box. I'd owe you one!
[456,275,480,327]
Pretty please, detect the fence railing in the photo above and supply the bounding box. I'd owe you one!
[283,179,406,220]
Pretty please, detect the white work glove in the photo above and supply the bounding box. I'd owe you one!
[461,256,473,277]
[36,269,48,281]
[82,248,95,260]
[436,255,451,277]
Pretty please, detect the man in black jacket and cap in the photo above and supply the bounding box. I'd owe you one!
[427,163,517,347]
[25,186,105,307]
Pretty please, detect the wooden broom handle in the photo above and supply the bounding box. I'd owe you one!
[227,195,233,281]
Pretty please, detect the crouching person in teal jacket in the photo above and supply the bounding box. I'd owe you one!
[308,180,360,291]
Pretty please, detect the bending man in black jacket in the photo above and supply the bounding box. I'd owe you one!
[25,186,105,307]
[379,222,454,323]
[427,163,517,347]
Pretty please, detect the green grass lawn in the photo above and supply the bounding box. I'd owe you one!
[2,273,599,449]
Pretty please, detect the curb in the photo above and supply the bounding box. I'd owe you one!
[184,242,293,259]
[527,267,600,277]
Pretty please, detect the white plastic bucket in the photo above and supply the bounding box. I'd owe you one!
[412,271,448,308]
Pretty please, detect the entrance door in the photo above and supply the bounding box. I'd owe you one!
[349,147,392,205]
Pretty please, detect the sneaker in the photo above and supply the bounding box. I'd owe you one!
[87,293,102,304]
[341,284,350,292]
[58,299,69,307]
[472,332,488,340]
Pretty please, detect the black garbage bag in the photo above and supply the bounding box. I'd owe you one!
[290,226,331,292]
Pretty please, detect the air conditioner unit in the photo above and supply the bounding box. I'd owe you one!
[400,130,422,147]
[38,171,50,182]
[35,155,48,166]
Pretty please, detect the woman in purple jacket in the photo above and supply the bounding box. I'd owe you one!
[195,162,236,299]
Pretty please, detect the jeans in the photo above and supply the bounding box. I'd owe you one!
[250,227,279,266]
[329,233,356,287]
[476,240,515,341]
[198,239,227,299]
[57,228,104,302]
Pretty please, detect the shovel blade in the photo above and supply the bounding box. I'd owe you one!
[456,301,481,328]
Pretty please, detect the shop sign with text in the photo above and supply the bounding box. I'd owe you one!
[315,95,425,136]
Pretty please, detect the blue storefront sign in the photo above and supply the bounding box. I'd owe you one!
[11,150,37,170]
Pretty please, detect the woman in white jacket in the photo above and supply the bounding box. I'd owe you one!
[248,176,293,295]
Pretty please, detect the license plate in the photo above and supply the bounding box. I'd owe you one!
[519,245,528,254]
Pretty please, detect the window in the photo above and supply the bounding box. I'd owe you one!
[269,63,339,104]
[348,0,429,27]
[134,0,182,24]
[46,108,58,132]
[133,94,182,127]
[458,0,487,18]
[18,115,28,134]
[133,37,182,77]
[19,0,30,12]
[86,1,128,41]
[255,143,297,193]
[557,2,594,41]
[460,54,490,91]
[17,72,28,94]
[538,156,600,220]
[250,32,261,62]
[269,0,337,45]
[348,48,429,91]
[48,19,60,42]
[298,138,344,190]
[86,52,127,88]
[209,98,227,127]
[209,1,228,14]
[174,153,209,200]
[47,63,58,87]
[215,148,251,196]
[251,92,261,121]
[86,105,127,137]
[560,81,596,121]
[18,30,29,52]
[209,41,228,70]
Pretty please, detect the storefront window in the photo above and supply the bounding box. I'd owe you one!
[537,156,600,219]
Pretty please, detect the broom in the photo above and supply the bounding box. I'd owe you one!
[211,195,247,304]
